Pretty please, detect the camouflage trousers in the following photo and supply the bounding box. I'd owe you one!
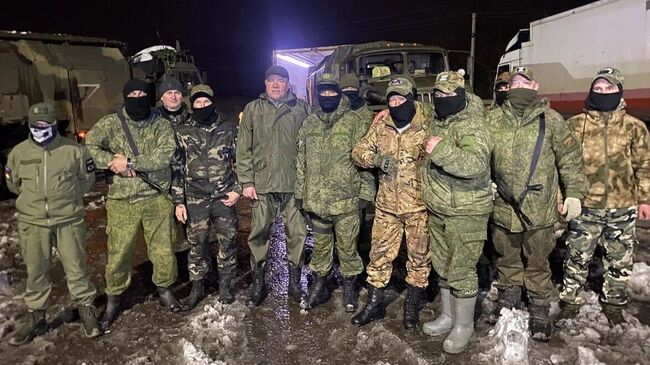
[105,195,177,296]
[560,206,637,305]
[309,210,363,277]
[186,195,238,281]
[492,224,555,298]
[429,212,488,298]
[367,209,430,288]
[18,218,97,310]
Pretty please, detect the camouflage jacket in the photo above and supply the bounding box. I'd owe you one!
[422,93,493,216]
[566,101,650,208]
[6,135,95,226]
[486,99,587,232]
[295,97,376,217]
[352,101,429,215]
[236,92,311,194]
[351,105,375,132]
[85,108,176,203]
[158,105,190,129]
[171,114,242,204]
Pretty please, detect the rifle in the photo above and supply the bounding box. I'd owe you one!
[102,169,167,194]
[493,174,534,228]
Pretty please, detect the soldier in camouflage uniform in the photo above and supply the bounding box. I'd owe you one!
[6,103,101,345]
[172,85,241,309]
[555,68,650,326]
[420,72,493,353]
[85,79,182,329]
[295,74,375,312]
[351,77,430,328]
[485,67,587,341]
[486,72,510,112]
[158,77,190,128]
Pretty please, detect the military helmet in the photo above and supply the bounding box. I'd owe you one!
[434,71,465,93]
[592,67,624,87]
[28,102,57,125]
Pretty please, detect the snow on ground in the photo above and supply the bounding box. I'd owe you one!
[476,308,530,365]
[85,195,106,211]
[627,262,650,302]
[353,324,440,365]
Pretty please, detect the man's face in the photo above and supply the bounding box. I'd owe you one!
[591,78,620,94]
[318,89,339,97]
[496,83,509,92]
[434,90,457,98]
[342,86,359,93]
[192,97,212,109]
[127,90,147,98]
[509,75,539,90]
[388,95,407,107]
[265,75,289,100]
[161,90,183,111]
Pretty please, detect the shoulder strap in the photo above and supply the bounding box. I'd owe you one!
[117,110,140,157]
[518,112,545,203]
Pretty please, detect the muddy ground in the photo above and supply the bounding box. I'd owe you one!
[0,182,648,365]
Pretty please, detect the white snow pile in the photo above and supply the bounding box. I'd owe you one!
[180,338,227,365]
[475,308,530,365]
[0,222,20,261]
[353,324,433,365]
[577,346,606,365]
[86,195,106,211]
[627,262,650,301]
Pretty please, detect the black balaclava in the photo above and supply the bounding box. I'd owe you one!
[585,83,623,112]
[163,104,185,117]
[29,123,58,145]
[495,91,508,106]
[343,89,364,110]
[123,79,152,121]
[508,88,538,117]
[433,87,466,119]
[388,92,416,129]
[317,84,342,113]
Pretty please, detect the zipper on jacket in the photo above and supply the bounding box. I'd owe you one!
[43,149,50,224]
[396,131,401,212]
[604,116,609,207]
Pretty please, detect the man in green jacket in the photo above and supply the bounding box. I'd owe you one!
[86,79,182,328]
[420,71,493,353]
[6,103,101,345]
[485,67,587,341]
[236,66,311,307]
[295,74,375,311]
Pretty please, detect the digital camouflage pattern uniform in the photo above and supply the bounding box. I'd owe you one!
[159,105,190,129]
[85,108,178,296]
[236,92,311,267]
[352,100,431,289]
[422,74,493,298]
[172,111,241,282]
[295,91,375,277]
[561,88,650,305]
[486,93,587,298]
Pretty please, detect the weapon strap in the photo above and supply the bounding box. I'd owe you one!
[518,112,545,204]
[117,110,140,157]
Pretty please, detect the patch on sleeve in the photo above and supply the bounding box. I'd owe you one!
[4,166,11,180]
[85,158,96,173]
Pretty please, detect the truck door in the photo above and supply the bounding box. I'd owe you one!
[67,68,107,137]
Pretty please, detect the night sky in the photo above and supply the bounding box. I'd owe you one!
[2,0,595,99]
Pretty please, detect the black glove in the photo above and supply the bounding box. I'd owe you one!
[373,154,397,176]
[359,199,373,210]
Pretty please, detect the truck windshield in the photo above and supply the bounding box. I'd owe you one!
[407,52,446,75]
[359,53,404,76]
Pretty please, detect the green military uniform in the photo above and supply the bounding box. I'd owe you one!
[236,91,311,267]
[159,105,190,128]
[85,108,178,296]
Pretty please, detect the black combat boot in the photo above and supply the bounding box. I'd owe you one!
[342,276,359,313]
[487,285,522,325]
[158,287,183,312]
[9,310,47,346]
[181,279,205,310]
[219,272,236,305]
[351,284,385,326]
[100,295,121,330]
[601,302,625,326]
[305,274,330,309]
[403,285,423,330]
[78,304,102,338]
[288,263,307,306]
[528,297,552,342]
[247,263,267,308]
[553,301,581,328]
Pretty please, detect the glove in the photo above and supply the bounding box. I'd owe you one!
[295,198,303,212]
[561,197,582,221]
[373,154,397,176]
[359,199,373,210]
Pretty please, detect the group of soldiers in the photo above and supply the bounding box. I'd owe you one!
[4,61,648,356]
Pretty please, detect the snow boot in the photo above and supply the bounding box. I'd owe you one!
[528,296,552,342]
[487,285,521,325]
[403,285,423,330]
[9,310,47,346]
[342,275,359,313]
[288,263,307,306]
[181,279,205,310]
[553,301,580,328]
[158,287,183,312]
[601,302,625,326]
[423,287,454,336]
[443,295,477,354]
[351,284,385,326]
[305,274,330,309]
[100,295,120,330]
[247,262,267,308]
[78,304,102,338]
[219,272,236,305]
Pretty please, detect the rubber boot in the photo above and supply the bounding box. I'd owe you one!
[487,285,521,325]
[100,295,120,330]
[288,263,307,306]
[247,262,267,308]
[351,284,385,326]
[528,296,552,342]
[423,287,454,336]
[342,276,359,313]
[158,287,183,312]
[181,279,205,310]
[403,285,423,330]
[553,301,580,329]
[78,304,102,338]
[9,310,47,346]
[219,272,236,305]
[601,302,625,327]
[305,274,330,309]
[443,295,477,354]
